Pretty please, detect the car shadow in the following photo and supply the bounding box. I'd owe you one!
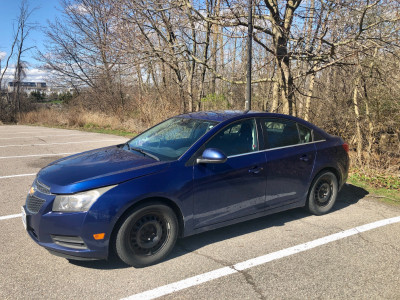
[69,183,368,270]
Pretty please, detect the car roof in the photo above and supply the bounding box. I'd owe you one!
[178,110,302,123]
[177,110,328,137]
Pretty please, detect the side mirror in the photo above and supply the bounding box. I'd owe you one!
[196,148,227,164]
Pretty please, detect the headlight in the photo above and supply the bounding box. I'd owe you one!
[52,185,116,212]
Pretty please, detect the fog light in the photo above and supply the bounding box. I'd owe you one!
[93,233,105,240]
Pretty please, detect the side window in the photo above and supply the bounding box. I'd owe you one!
[261,119,300,149]
[298,124,312,143]
[313,130,325,141]
[205,119,258,156]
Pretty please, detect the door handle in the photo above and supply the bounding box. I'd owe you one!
[249,166,263,174]
[300,155,309,162]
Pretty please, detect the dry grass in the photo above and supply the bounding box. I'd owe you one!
[135,97,180,126]
[348,151,400,178]
[20,107,145,134]
[19,98,181,135]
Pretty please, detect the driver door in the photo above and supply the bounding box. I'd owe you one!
[192,118,267,229]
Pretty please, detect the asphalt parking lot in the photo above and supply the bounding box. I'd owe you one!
[1,125,400,300]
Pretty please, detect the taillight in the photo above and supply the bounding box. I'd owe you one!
[342,143,349,153]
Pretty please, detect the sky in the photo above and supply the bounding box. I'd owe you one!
[0,0,63,84]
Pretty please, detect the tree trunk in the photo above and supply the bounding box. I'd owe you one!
[304,72,316,121]
[197,3,212,111]
[210,0,221,95]
[271,79,280,112]
[275,54,294,115]
[267,0,300,116]
[352,76,362,164]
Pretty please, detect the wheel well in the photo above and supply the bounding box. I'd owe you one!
[108,197,185,258]
[313,167,341,186]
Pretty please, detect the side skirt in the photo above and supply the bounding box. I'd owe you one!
[184,200,305,237]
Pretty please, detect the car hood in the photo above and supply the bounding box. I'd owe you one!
[37,145,169,194]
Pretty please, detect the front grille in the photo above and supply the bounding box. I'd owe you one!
[26,194,46,214]
[51,235,88,250]
[35,179,51,194]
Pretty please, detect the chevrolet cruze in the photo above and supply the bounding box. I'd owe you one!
[22,111,349,267]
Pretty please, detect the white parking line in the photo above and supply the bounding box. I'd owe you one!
[0,173,36,179]
[122,216,400,300]
[0,214,21,221]
[0,131,66,135]
[0,153,75,159]
[0,139,123,148]
[0,134,87,140]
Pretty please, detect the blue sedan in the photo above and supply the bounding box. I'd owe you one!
[23,111,349,267]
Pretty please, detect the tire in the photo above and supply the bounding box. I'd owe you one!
[307,171,338,215]
[115,203,178,267]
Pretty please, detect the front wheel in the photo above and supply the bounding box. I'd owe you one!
[115,203,178,267]
[307,171,338,215]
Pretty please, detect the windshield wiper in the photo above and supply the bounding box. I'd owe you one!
[129,146,160,161]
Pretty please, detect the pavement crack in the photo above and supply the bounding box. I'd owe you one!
[356,232,400,252]
[175,242,231,267]
[380,241,400,252]
[298,218,344,232]
[176,242,266,299]
[355,202,390,219]
[231,266,266,300]
[355,231,373,245]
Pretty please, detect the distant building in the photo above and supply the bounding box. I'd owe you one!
[7,81,47,93]
[47,86,74,95]
[6,81,74,97]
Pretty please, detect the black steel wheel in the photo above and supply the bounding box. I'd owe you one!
[307,171,338,215]
[115,203,178,267]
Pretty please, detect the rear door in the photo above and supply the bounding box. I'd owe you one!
[259,118,316,208]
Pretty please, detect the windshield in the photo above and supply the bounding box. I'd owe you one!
[127,117,218,161]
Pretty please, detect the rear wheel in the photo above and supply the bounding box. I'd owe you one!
[115,203,178,267]
[307,171,338,215]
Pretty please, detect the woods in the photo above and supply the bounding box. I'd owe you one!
[1,0,400,177]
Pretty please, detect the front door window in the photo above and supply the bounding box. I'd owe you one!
[205,118,258,156]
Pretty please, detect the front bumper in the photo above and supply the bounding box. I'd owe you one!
[23,192,111,260]
[47,249,101,261]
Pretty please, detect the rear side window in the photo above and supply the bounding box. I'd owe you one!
[261,119,300,148]
[313,130,325,141]
[298,124,312,143]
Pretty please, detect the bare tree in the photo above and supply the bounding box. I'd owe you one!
[0,0,35,121]
[39,0,400,123]
[38,0,127,114]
